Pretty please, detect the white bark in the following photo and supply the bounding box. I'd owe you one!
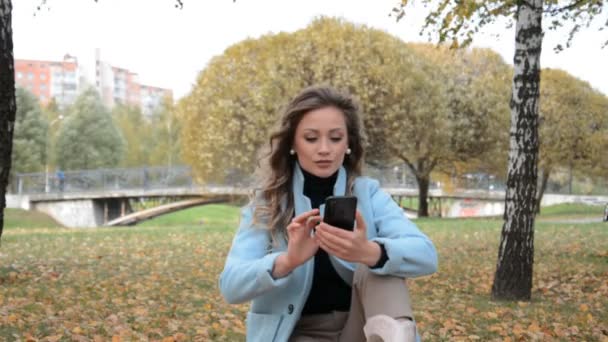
[492,0,543,300]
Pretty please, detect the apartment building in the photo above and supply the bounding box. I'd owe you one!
[15,55,79,108]
[141,85,172,116]
[15,49,172,114]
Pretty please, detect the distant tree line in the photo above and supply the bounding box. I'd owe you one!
[11,87,181,174]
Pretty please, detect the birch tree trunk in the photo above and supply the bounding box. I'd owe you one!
[0,0,15,240]
[491,0,543,300]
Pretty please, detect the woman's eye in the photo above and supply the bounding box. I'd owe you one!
[330,137,343,142]
[305,137,317,142]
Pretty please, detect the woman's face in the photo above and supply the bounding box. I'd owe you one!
[293,106,349,178]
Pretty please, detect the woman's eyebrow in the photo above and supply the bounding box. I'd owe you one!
[301,128,345,133]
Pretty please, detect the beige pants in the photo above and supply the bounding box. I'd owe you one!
[289,264,413,342]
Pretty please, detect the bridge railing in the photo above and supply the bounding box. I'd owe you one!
[10,164,511,195]
[13,166,196,194]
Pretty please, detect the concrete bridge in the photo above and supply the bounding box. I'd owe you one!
[7,185,249,228]
[6,166,608,227]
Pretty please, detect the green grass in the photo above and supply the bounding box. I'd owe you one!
[138,204,241,228]
[538,203,605,217]
[3,208,63,229]
[1,204,607,341]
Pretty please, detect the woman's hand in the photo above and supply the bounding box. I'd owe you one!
[315,210,381,266]
[272,209,321,278]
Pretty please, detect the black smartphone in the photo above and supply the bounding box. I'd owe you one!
[323,196,358,231]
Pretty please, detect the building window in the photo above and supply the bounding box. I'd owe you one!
[40,84,47,91]
[16,72,23,79]
[40,74,46,80]
[27,72,34,80]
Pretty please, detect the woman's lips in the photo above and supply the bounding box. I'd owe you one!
[315,160,332,167]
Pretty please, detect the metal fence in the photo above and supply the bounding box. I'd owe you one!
[9,163,606,196]
[12,166,194,194]
[9,164,512,195]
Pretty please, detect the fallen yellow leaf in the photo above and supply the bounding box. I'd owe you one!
[44,335,62,342]
[466,307,478,314]
[528,322,541,333]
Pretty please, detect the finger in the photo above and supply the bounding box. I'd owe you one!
[316,223,351,251]
[292,209,320,224]
[317,222,352,239]
[317,234,346,258]
[355,210,366,232]
[287,221,301,231]
[287,221,307,236]
[305,215,322,229]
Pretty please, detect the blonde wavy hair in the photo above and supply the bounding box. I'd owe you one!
[252,85,367,244]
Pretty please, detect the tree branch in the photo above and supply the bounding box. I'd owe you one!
[544,0,588,15]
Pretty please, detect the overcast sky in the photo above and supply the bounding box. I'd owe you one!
[13,0,608,99]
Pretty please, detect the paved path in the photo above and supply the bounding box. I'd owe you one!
[538,217,605,224]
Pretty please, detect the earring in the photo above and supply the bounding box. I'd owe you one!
[290,149,295,155]
[346,148,352,155]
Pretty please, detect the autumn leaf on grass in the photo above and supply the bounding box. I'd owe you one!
[44,336,63,342]
[527,321,542,333]
[485,311,498,319]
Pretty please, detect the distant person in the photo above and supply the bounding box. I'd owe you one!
[56,169,65,192]
[219,86,437,342]
[603,203,608,222]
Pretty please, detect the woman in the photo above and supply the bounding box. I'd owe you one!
[219,85,438,342]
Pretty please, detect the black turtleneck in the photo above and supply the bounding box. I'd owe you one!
[300,168,352,315]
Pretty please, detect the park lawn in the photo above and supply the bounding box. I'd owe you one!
[138,204,241,228]
[3,208,63,229]
[537,203,606,221]
[1,205,606,341]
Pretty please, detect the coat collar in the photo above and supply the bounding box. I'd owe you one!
[292,161,347,216]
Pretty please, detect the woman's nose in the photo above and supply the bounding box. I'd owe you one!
[318,139,330,154]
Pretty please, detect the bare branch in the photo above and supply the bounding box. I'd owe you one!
[545,0,588,15]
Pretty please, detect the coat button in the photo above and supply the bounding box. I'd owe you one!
[288,304,294,314]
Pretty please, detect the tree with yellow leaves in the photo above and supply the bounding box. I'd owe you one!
[181,17,511,217]
[537,69,608,209]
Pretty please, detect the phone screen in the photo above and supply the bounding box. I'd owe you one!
[323,196,357,230]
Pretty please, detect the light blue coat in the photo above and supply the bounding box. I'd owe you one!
[219,164,438,342]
